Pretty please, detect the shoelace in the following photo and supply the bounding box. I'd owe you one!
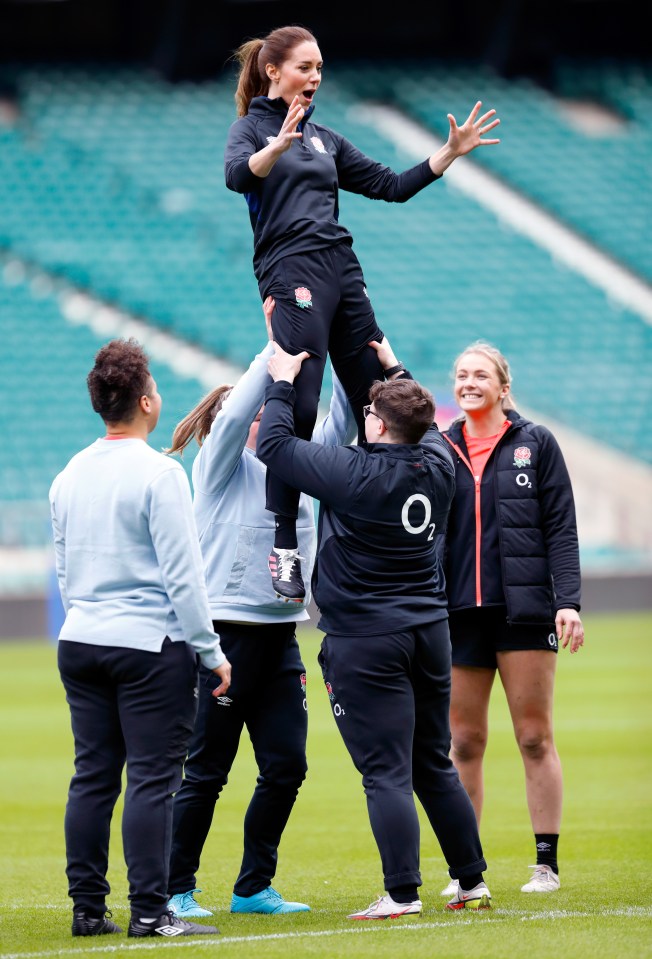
[276,551,304,583]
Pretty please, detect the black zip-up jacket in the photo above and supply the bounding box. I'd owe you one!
[257,380,455,636]
[443,410,581,624]
[224,97,439,281]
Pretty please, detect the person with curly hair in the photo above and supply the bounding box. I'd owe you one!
[225,24,501,603]
[49,338,231,940]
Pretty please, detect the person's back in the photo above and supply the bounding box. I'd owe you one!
[256,347,491,919]
[52,438,196,645]
[310,428,455,635]
[50,337,229,942]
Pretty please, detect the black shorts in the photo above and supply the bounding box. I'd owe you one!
[448,605,558,669]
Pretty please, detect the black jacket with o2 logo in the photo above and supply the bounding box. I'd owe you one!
[257,380,456,636]
[443,410,581,624]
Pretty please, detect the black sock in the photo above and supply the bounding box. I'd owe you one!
[457,872,483,891]
[387,884,419,904]
[535,833,559,873]
[274,516,297,550]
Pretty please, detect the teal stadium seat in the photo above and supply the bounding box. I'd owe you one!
[0,58,650,551]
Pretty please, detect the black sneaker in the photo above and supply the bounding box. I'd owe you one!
[128,910,219,937]
[268,548,305,602]
[72,910,122,936]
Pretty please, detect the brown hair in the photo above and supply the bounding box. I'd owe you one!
[231,25,318,117]
[87,338,152,424]
[165,385,233,457]
[452,340,516,411]
[368,378,436,444]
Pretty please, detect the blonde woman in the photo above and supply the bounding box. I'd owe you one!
[441,342,584,896]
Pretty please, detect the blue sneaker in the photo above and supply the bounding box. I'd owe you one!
[230,886,310,915]
[168,889,213,918]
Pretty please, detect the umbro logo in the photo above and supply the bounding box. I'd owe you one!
[215,696,233,706]
[156,925,184,937]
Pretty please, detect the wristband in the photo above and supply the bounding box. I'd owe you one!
[384,362,405,378]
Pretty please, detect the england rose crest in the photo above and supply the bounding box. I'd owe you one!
[300,672,307,692]
[324,681,335,702]
[295,286,313,309]
[310,136,327,154]
[513,446,532,467]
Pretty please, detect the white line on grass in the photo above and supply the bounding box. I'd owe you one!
[0,917,485,959]
[2,908,651,959]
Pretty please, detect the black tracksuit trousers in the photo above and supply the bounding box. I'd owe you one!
[318,619,487,891]
[261,242,384,519]
[168,622,308,898]
[58,637,199,918]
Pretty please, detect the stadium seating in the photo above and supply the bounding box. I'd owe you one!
[329,58,652,285]
[1,61,651,554]
[0,261,206,547]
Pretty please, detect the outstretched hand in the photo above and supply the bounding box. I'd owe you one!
[446,101,501,157]
[267,341,311,384]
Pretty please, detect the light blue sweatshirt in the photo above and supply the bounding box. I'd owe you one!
[49,438,225,670]
[192,342,357,623]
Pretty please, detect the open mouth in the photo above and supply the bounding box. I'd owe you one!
[303,89,316,101]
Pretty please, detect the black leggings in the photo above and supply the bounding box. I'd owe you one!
[168,622,308,897]
[261,243,384,519]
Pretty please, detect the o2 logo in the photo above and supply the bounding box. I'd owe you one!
[548,633,558,650]
[516,473,532,488]
[401,494,435,541]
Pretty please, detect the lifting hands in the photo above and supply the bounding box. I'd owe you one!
[262,297,311,384]
[267,341,311,385]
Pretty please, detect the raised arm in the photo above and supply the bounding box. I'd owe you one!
[248,96,306,178]
[429,101,501,177]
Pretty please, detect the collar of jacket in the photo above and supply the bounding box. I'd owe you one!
[249,96,316,129]
[445,408,527,447]
[362,441,424,455]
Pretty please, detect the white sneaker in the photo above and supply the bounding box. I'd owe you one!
[440,878,459,897]
[445,881,491,911]
[521,864,561,893]
[347,894,422,920]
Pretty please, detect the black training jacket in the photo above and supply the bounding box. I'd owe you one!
[224,96,439,281]
[257,380,455,636]
[443,410,581,624]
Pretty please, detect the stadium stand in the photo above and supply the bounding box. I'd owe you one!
[1,62,651,578]
[329,59,652,285]
[0,259,207,550]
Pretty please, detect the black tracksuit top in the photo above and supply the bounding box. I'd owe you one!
[257,380,456,636]
[443,410,582,624]
[224,96,439,281]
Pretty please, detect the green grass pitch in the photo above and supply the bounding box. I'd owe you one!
[1,611,651,958]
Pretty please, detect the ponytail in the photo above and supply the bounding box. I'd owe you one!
[232,39,266,117]
[165,385,233,456]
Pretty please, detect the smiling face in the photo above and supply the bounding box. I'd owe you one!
[454,351,509,416]
[266,40,323,109]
